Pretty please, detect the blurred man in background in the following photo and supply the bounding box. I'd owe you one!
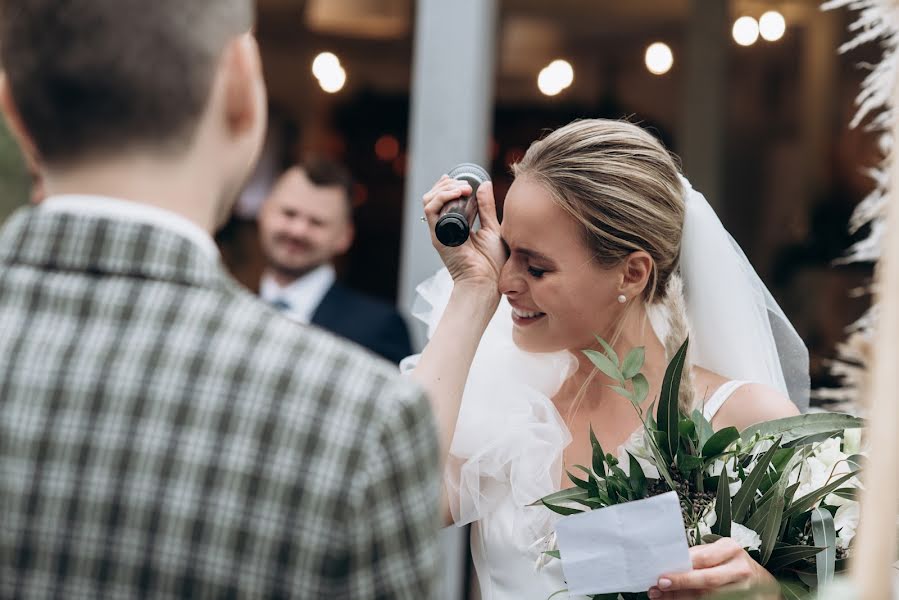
[0,1,440,597]
[258,160,413,364]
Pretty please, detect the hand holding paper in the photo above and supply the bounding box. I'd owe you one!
[554,492,692,595]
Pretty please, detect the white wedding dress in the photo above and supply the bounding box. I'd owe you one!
[402,177,809,600]
[402,269,758,600]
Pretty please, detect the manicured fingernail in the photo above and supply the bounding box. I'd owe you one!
[658,578,672,589]
[648,589,662,599]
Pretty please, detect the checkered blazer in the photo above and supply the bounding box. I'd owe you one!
[0,208,441,599]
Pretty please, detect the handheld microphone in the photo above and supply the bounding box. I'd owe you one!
[435,163,491,247]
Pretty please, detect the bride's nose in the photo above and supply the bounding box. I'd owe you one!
[498,260,524,297]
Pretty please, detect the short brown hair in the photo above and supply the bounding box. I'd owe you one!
[300,158,355,215]
[0,0,254,166]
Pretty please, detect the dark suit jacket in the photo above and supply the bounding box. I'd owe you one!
[311,282,414,364]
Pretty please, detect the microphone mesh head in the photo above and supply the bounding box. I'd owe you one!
[448,163,490,185]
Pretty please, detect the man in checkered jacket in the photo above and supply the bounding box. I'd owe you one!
[0,1,441,598]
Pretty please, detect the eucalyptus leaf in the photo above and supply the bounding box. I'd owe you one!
[658,338,689,460]
[701,427,740,458]
[593,335,619,368]
[676,453,704,473]
[759,493,786,566]
[766,544,824,571]
[584,349,623,383]
[632,373,650,405]
[567,470,592,491]
[784,430,842,449]
[573,498,605,510]
[573,464,600,496]
[532,487,589,507]
[830,488,858,502]
[760,450,804,565]
[621,347,646,380]
[590,426,607,478]
[731,437,781,522]
[784,470,860,519]
[627,452,647,498]
[779,580,811,600]
[542,499,583,516]
[746,493,774,533]
[714,467,732,537]
[678,419,697,439]
[692,408,715,449]
[740,413,863,445]
[811,507,836,586]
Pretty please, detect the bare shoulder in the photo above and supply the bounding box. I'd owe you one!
[689,366,798,430]
[711,380,799,431]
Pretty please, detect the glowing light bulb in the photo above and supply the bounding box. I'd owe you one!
[319,65,346,93]
[312,52,340,80]
[732,16,760,47]
[537,59,574,96]
[645,42,674,75]
[759,11,786,42]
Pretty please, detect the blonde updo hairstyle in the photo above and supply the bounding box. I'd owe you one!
[513,119,696,411]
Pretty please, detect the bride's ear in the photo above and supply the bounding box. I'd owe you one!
[619,251,653,299]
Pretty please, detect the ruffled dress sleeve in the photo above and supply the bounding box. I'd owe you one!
[400,268,576,529]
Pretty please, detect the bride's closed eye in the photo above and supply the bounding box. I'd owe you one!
[527,266,547,279]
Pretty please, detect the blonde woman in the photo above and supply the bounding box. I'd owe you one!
[405,119,808,600]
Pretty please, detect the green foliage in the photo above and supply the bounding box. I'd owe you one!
[536,335,863,600]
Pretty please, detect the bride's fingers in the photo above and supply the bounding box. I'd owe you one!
[423,186,472,218]
[475,181,499,232]
[421,175,464,206]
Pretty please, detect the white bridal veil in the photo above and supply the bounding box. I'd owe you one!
[401,175,810,540]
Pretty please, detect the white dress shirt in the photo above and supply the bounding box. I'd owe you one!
[40,194,220,260]
[259,264,336,324]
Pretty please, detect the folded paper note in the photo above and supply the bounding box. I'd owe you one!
[554,491,693,595]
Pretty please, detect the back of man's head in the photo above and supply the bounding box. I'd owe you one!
[0,0,253,168]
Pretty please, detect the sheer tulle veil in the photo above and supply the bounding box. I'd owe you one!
[400,175,809,542]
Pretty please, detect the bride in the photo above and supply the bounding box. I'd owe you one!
[404,119,809,599]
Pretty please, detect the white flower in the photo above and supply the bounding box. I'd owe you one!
[730,523,762,552]
[617,428,660,479]
[833,501,860,550]
[789,437,860,509]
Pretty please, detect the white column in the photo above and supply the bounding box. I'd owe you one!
[679,0,728,208]
[399,3,498,599]
[399,0,499,351]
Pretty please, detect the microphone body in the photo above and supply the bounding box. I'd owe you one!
[435,163,490,247]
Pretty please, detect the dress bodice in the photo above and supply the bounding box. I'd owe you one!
[471,380,748,600]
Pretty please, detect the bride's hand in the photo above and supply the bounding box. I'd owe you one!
[648,539,778,599]
[422,175,506,294]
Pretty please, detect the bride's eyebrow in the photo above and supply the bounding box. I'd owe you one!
[516,247,556,266]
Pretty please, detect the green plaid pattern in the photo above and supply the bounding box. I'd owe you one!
[0,208,441,599]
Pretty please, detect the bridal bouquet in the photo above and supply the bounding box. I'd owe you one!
[536,339,864,600]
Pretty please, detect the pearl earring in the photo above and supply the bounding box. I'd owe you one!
[617,294,627,304]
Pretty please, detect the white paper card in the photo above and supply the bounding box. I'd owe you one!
[554,491,692,595]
